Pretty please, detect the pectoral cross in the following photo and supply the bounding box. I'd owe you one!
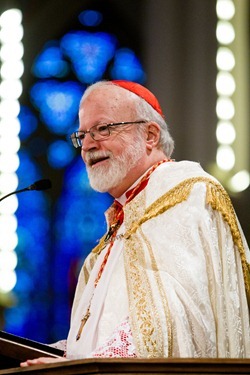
[76,307,91,341]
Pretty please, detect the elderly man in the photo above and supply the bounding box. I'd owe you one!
[21,80,250,365]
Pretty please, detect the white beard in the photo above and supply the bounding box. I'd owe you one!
[85,140,145,193]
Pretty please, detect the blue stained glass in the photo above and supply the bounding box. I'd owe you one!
[55,157,112,253]
[18,105,38,141]
[16,227,36,253]
[5,305,30,331]
[63,155,92,192]
[61,31,117,83]
[32,42,69,78]
[30,80,84,134]
[47,140,76,169]
[17,192,48,213]
[78,10,103,27]
[17,150,41,186]
[4,149,52,341]
[110,48,146,83]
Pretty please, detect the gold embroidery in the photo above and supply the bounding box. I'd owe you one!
[206,180,250,305]
[92,234,107,254]
[139,227,173,357]
[83,264,89,286]
[124,232,162,357]
[124,177,250,305]
[80,234,108,286]
[123,191,163,357]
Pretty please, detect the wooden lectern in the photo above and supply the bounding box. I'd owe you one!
[0,330,64,370]
[0,357,250,375]
[1,331,250,375]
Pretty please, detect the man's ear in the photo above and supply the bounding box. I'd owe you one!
[145,122,161,151]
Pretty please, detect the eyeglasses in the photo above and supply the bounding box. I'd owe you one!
[70,121,146,149]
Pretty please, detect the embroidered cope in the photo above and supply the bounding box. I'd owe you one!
[66,161,250,359]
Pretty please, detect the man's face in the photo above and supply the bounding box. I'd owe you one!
[78,86,147,197]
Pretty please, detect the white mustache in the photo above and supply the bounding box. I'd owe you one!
[85,150,112,164]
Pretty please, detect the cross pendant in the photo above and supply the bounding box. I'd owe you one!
[76,308,91,341]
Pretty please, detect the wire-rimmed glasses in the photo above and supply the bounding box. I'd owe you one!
[70,121,146,149]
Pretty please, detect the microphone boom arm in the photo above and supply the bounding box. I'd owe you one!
[0,179,52,202]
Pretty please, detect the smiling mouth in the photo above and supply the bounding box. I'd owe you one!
[89,156,110,167]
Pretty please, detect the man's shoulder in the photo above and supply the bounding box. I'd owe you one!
[153,160,213,182]
[146,160,218,203]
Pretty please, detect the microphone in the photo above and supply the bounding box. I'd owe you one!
[0,179,52,202]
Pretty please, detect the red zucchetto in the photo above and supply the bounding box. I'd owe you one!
[111,80,164,118]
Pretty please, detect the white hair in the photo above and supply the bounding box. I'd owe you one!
[80,81,175,158]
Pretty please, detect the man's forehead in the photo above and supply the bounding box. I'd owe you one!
[81,85,135,112]
[85,84,131,101]
[79,91,135,129]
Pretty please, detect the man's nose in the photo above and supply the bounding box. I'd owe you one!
[81,132,99,152]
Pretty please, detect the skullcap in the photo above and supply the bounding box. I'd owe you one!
[112,80,164,117]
